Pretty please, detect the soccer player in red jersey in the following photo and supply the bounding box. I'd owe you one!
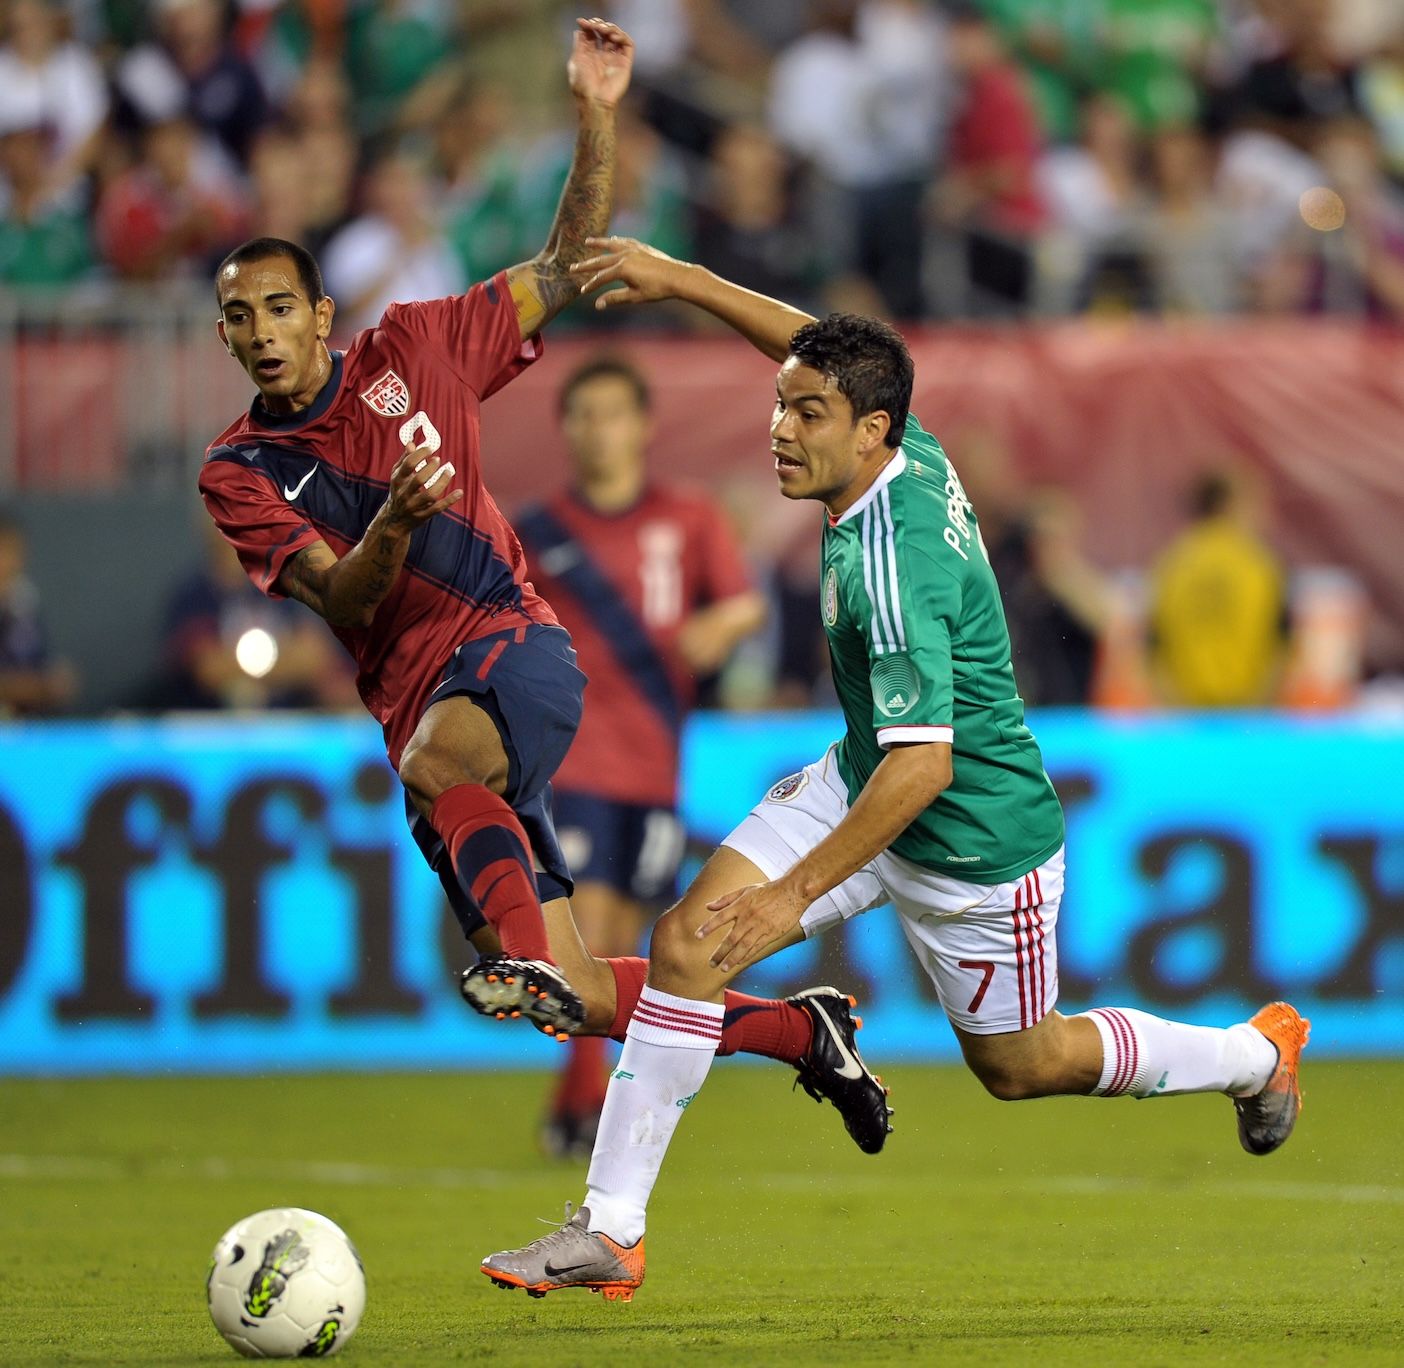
[519,356,766,1154]
[198,20,891,1153]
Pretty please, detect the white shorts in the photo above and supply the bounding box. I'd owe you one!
[724,746,1064,1035]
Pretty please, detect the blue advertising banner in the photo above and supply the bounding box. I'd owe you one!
[0,713,1399,1074]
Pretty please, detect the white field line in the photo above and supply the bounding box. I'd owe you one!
[2,1152,1403,1206]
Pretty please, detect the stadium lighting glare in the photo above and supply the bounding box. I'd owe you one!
[1299,187,1346,232]
[235,627,279,679]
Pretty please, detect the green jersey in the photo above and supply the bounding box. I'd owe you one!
[821,414,1064,882]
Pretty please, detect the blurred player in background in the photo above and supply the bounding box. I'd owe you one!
[197,22,891,1158]
[481,239,1311,1302]
[518,355,766,1156]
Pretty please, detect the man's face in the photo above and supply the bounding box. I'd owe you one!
[216,256,334,411]
[770,357,887,510]
[560,374,651,482]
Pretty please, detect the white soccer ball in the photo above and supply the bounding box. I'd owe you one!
[206,1207,366,1358]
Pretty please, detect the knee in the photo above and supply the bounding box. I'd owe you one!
[647,904,711,990]
[971,1063,1045,1102]
[400,736,498,810]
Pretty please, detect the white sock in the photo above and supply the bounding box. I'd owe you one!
[582,986,722,1245]
[1084,1007,1277,1098]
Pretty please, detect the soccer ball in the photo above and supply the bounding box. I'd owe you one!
[206,1207,366,1358]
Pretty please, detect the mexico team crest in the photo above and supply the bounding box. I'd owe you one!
[767,772,808,803]
[823,566,839,626]
[359,369,411,417]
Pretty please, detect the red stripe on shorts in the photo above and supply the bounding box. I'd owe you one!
[1012,882,1028,1030]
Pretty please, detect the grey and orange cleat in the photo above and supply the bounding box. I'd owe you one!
[481,1205,644,1302]
[459,958,585,1042]
[787,986,893,1155]
[1234,1001,1311,1156]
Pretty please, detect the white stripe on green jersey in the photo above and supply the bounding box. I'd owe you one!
[821,413,1064,883]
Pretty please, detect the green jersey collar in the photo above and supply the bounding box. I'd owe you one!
[829,450,907,527]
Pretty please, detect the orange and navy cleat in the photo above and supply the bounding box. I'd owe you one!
[1234,1001,1310,1156]
[787,986,893,1155]
[459,958,585,1041]
[481,1205,644,1302]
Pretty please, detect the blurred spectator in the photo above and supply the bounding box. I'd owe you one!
[439,80,525,284]
[1038,93,1146,312]
[1215,112,1323,296]
[115,0,269,165]
[1232,0,1361,147]
[999,487,1112,706]
[322,149,464,333]
[0,0,108,191]
[95,114,246,279]
[1359,29,1404,183]
[1149,469,1289,707]
[281,57,358,255]
[1136,124,1240,315]
[693,121,823,313]
[343,0,455,138]
[1297,116,1404,320]
[983,0,1103,144]
[930,4,1046,315]
[769,0,948,318]
[0,508,75,716]
[1095,0,1220,132]
[0,123,93,288]
[954,427,1109,705]
[140,521,355,711]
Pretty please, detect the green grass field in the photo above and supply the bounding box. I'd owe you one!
[2,1062,1400,1366]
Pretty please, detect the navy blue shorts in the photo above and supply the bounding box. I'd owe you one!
[404,624,586,938]
[552,790,687,905]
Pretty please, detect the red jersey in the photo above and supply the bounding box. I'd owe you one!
[199,273,556,767]
[948,63,1047,237]
[515,485,753,807]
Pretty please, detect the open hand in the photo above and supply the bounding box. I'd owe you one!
[386,444,461,529]
[695,878,809,973]
[570,236,690,311]
[567,18,634,108]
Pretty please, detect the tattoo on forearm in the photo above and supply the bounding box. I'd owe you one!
[535,122,615,320]
[357,533,402,609]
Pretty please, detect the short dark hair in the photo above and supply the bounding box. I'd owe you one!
[216,237,324,304]
[787,313,913,449]
[1190,471,1235,519]
[558,355,651,417]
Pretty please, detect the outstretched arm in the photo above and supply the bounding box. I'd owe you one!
[571,236,816,361]
[505,18,634,340]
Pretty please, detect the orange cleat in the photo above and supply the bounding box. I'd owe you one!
[1234,1001,1310,1156]
[481,1206,644,1301]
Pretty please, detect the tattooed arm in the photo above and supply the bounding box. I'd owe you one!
[278,444,460,629]
[505,17,634,341]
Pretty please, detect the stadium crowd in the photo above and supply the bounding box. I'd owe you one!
[0,0,1402,322]
[0,0,1387,720]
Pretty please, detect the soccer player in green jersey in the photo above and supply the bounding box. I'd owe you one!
[479,239,1310,1303]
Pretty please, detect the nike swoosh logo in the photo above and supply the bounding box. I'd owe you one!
[813,1004,864,1080]
[283,466,317,501]
[543,1260,597,1277]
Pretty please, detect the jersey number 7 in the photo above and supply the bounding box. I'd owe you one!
[957,959,996,1014]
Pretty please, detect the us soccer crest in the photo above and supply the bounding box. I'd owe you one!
[359,369,411,417]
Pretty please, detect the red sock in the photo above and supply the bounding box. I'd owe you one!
[429,784,551,962]
[604,957,811,1066]
[552,1035,609,1118]
[717,990,812,1063]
